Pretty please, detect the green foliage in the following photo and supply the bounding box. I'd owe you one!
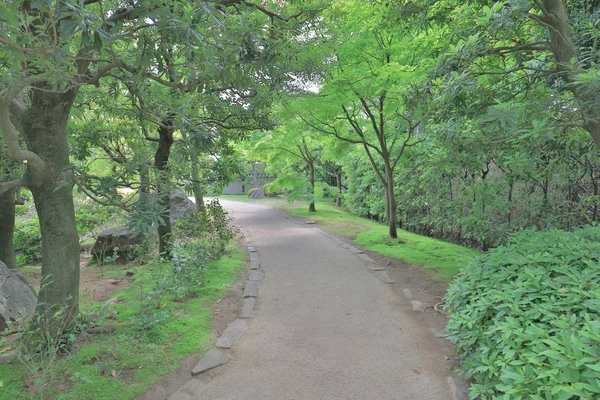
[74,198,126,239]
[174,199,238,255]
[0,245,245,400]
[13,218,42,264]
[445,227,600,399]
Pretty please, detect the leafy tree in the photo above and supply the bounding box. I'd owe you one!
[0,0,320,332]
[249,123,322,212]
[295,0,437,238]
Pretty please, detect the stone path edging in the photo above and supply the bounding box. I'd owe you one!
[304,221,462,400]
[168,229,263,400]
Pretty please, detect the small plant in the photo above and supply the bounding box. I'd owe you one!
[445,226,600,400]
[11,282,87,400]
[130,310,170,331]
[13,219,42,264]
[174,198,238,256]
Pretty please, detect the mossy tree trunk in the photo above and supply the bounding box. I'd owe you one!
[22,89,81,326]
[0,189,17,269]
[154,121,174,259]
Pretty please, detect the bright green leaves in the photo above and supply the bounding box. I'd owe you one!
[446,227,600,399]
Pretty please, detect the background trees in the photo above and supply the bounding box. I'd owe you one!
[0,0,320,331]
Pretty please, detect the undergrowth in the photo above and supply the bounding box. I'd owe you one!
[445,227,600,400]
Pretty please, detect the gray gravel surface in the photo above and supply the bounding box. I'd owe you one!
[185,200,460,400]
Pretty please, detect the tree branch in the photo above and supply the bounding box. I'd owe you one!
[0,178,25,196]
[0,96,46,174]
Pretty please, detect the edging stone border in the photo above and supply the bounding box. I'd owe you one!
[168,228,264,400]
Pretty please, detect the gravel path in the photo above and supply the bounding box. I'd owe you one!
[170,200,462,400]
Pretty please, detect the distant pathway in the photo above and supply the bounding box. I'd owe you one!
[170,200,462,400]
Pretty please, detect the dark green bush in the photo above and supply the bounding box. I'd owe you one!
[14,218,42,264]
[445,227,600,400]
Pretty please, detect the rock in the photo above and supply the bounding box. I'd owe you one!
[411,300,426,312]
[357,253,375,263]
[0,261,37,331]
[170,188,196,223]
[248,187,264,199]
[0,350,18,365]
[216,319,246,349]
[249,270,263,282]
[191,348,230,376]
[91,226,144,260]
[243,281,258,298]
[373,270,395,284]
[239,298,256,319]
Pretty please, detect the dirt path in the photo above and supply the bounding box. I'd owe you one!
[167,200,466,400]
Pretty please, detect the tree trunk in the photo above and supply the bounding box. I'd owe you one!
[309,162,316,212]
[23,90,80,328]
[137,166,150,212]
[0,189,17,269]
[252,162,260,187]
[154,121,174,259]
[191,156,205,213]
[335,170,342,207]
[540,0,600,150]
[384,160,398,238]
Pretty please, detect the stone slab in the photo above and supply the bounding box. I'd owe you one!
[411,300,425,312]
[168,378,207,399]
[191,348,230,376]
[250,253,259,263]
[0,351,18,366]
[250,260,260,270]
[431,327,447,338]
[216,319,246,349]
[248,246,257,253]
[373,270,395,284]
[243,281,258,298]
[239,297,257,319]
[402,288,414,300]
[342,244,364,254]
[357,253,375,263]
[168,391,191,400]
[249,270,264,281]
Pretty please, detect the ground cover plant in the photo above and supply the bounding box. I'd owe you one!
[445,227,600,400]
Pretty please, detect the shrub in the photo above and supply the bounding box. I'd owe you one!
[445,227,600,400]
[14,218,42,263]
[174,199,237,255]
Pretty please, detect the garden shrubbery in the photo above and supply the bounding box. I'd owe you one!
[13,219,42,264]
[445,227,600,400]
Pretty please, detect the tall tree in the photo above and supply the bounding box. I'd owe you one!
[0,0,319,332]
[295,0,437,238]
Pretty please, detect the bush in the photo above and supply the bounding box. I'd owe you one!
[445,227,600,400]
[14,219,42,264]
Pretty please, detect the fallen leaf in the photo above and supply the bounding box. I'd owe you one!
[111,370,116,377]
[443,354,449,361]
[412,370,420,375]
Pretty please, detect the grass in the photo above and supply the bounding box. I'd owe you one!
[217,194,479,281]
[0,243,245,400]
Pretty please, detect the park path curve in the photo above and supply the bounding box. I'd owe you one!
[171,200,462,400]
